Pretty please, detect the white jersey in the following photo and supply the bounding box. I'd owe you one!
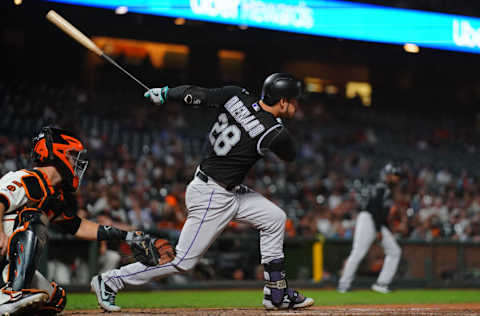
[0,168,82,236]
[0,170,30,215]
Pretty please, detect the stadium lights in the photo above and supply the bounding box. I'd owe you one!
[115,6,128,15]
[404,43,420,53]
[305,77,324,93]
[174,17,186,25]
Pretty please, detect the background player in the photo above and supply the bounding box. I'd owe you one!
[0,127,158,315]
[338,163,405,294]
[91,73,315,311]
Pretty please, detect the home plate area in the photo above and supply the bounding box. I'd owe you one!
[62,303,480,316]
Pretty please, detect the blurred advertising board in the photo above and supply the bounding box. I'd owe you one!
[45,0,480,54]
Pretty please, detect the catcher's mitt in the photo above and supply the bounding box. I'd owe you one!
[128,231,175,266]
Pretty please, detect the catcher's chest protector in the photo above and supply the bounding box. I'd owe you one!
[20,169,55,210]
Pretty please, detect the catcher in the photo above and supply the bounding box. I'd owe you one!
[0,126,173,315]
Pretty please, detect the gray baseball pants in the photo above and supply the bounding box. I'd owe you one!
[102,170,286,291]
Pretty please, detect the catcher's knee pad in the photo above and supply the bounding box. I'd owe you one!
[36,282,67,316]
[7,210,47,291]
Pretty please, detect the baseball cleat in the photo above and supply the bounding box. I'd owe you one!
[263,286,314,310]
[0,291,48,316]
[90,275,121,312]
[371,283,391,294]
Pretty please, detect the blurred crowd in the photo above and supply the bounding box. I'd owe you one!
[1,80,480,282]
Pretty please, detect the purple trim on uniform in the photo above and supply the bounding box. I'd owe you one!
[105,189,216,286]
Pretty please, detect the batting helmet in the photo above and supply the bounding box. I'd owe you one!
[31,127,88,192]
[261,73,302,106]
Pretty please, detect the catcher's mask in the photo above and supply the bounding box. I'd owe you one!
[31,126,88,192]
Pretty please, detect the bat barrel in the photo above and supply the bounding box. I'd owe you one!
[46,10,150,91]
[46,10,103,56]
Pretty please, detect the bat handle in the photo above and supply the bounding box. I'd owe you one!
[101,54,150,91]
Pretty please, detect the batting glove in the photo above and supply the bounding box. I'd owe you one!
[144,87,168,105]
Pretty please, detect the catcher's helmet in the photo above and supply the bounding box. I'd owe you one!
[379,162,405,184]
[31,127,88,192]
[261,73,302,106]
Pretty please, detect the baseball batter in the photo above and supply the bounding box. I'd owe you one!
[338,163,404,294]
[91,73,314,311]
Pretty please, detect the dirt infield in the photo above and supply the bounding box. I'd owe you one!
[63,303,480,315]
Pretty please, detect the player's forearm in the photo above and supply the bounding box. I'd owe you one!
[75,218,139,241]
[74,219,100,240]
[167,85,221,108]
[108,220,136,232]
[167,85,203,105]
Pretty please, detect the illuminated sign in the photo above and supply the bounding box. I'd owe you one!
[44,0,480,54]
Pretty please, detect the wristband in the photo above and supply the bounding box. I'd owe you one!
[97,225,128,241]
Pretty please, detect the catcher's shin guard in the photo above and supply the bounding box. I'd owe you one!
[7,210,46,291]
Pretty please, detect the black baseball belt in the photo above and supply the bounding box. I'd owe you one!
[195,170,237,192]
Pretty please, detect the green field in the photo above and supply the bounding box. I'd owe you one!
[67,289,480,310]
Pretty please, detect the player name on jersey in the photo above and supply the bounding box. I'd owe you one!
[224,96,265,138]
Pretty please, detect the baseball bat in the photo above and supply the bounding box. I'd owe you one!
[46,10,150,91]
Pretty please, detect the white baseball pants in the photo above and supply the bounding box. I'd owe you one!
[338,211,401,290]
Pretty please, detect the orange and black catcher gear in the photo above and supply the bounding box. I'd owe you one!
[31,127,88,192]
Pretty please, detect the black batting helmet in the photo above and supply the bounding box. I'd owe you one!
[261,73,302,106]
